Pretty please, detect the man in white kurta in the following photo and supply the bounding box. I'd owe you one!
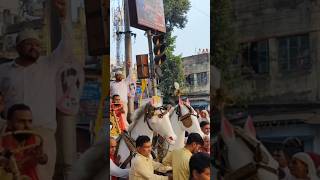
[129,135,172,180]
[0,0,73,179]
[110,61,132,122]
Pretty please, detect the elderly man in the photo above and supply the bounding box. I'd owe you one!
[0,0,73,179]
[200,135,210,154]
[110,61,132,122]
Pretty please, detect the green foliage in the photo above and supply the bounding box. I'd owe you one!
[157,0,191,101]
[211,0,253,111]
[211,0,239,88]
[159,33,185,102]
[163,0,191,32]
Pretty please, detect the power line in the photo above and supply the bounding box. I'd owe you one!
[192,5,210,18]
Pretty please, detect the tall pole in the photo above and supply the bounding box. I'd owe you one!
[147,30,157,96]
[124,0,134,120]
[124,0,131,76]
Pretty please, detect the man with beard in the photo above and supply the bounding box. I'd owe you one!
[0,0,73,179]
[0,104,47,180]
[110,61,132,123]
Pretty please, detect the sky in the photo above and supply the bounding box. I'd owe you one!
[110,0,210,65]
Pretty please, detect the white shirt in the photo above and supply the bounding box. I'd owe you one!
[110,70,132,103]
[0,19,73,130]
[110,159,130,178]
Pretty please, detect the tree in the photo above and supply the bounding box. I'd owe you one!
[211,0,252,135]
[211,0,239,88]
[163,0,191,32]
[158,33,185,103]
[211,0,238,134]
[157,0,191,102]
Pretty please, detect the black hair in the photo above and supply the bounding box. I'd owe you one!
[282,137,304,158]
[112,94,120,99]
[189,152,210,179]
[200,121,210,128]
[7,104,31,121]
[136,135,151,147]
[186,133,204,146]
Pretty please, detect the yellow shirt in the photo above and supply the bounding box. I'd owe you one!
[162,148,192,180]
[129,153,171,180]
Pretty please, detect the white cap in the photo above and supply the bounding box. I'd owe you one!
[115,71,123,75]
[16,28,40,45]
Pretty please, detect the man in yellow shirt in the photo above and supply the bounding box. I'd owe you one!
[129,135,172,180]
[163,133,204,180]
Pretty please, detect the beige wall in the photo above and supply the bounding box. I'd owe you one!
[230,0,320,104]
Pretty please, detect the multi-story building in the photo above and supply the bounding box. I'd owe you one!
[182,51,210,110]
[226,0,320,152]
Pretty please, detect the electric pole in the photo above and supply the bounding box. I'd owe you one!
[147,30,158,96]
[124,0,134,121]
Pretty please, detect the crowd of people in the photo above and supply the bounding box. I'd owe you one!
[272,138,320,180]
[109,133,210,180]
[109,99,211,180]
[109,68,211,180]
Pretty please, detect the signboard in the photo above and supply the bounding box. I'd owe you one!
[129,0,166,33]
[84,0,109,56]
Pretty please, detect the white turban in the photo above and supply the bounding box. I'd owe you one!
[293,152,320,180]
[16,28,40,45]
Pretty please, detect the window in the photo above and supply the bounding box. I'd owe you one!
[197,72,208,85]
[240,40,269,74]
[186,74,195,86]
[278,34,310,71]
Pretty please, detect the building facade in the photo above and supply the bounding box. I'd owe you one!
[182,52,210,109]
[227,0,320,152]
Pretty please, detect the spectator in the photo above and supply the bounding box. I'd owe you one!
[200,121,210,136]
[110,61,132,122]
[290,152,320,180]
[110,137,129,180]
[272,148,292,180]
[129,135,172,180]
[199,110,210,123]
[0,104,48,180]
[111,94,129,132]
[282,137,304,162]
[0,0,74,179]
[200,135,210,154]
[163,133,204,180]
[189,152,210,180]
